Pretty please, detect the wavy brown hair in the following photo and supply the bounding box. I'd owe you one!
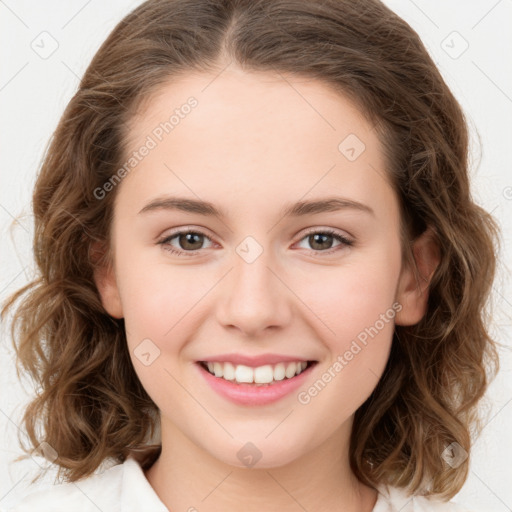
[1,0,500,500]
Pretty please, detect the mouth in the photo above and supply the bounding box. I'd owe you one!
[197,360,318,386]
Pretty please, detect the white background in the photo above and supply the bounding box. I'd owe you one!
[1,1,511,510]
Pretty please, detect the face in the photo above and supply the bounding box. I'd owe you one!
[95,67,433,469]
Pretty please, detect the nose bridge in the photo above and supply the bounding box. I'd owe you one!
[216,239,291,335]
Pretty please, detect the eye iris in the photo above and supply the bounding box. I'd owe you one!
[309,233,333,250]
[180,232,203,250]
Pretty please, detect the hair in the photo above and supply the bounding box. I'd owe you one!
[1,0,500,500]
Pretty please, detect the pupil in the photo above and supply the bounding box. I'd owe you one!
[310,233,332,250]
[181,232,203,250]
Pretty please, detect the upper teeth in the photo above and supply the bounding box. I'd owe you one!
[205,361,308,384]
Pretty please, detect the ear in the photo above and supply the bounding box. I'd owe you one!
[91,241,124,319]
[394,226,440,326]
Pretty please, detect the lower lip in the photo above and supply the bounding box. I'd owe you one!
[196,362,316,406]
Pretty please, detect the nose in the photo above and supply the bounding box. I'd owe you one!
[215,249,293,337]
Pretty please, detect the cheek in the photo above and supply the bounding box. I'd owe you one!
[291,266,399,421]
[295,251,401,342]
[112,237,196,344]
[289,246,401,403]
[116,259,205,400]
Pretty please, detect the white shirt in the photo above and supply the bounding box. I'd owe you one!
[3,456,472,512]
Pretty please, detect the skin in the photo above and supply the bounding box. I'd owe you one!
[94,65,439,512]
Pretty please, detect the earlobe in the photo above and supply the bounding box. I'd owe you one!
[394,226,440,326]
[91,241,124,319]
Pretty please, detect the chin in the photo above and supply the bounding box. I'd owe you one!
[205,435,307,470]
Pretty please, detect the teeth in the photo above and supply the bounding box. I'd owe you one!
[223,362,236,381]
[235,364,254,383]
[213,362,223,377]
[285,362,297,378]
[273,363,286,381]
[203,360,309,384]
[254,365,274,384]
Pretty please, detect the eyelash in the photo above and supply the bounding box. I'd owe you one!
[157,228,353,257]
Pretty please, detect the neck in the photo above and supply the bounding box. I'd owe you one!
[145,418,378,512]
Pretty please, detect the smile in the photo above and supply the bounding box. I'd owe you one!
[196,360,318,406]
[200,361,311,385]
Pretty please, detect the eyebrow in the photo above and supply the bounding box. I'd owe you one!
[138,195,375,218]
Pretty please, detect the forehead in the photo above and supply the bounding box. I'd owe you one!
[118,68,393,218]
[127,67,378,156]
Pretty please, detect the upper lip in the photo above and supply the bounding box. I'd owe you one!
[198,353,315,367]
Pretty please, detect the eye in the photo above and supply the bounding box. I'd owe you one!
[295,228,353,255]
[157,227,353,257]
[158,229,215,256]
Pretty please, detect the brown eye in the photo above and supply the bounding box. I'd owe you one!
[308,233,335,251]
[177,232,205,250]
[158,229,214,256]
[296,229,353,254]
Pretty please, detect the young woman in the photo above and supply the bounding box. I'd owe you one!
[2,0,499,510]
